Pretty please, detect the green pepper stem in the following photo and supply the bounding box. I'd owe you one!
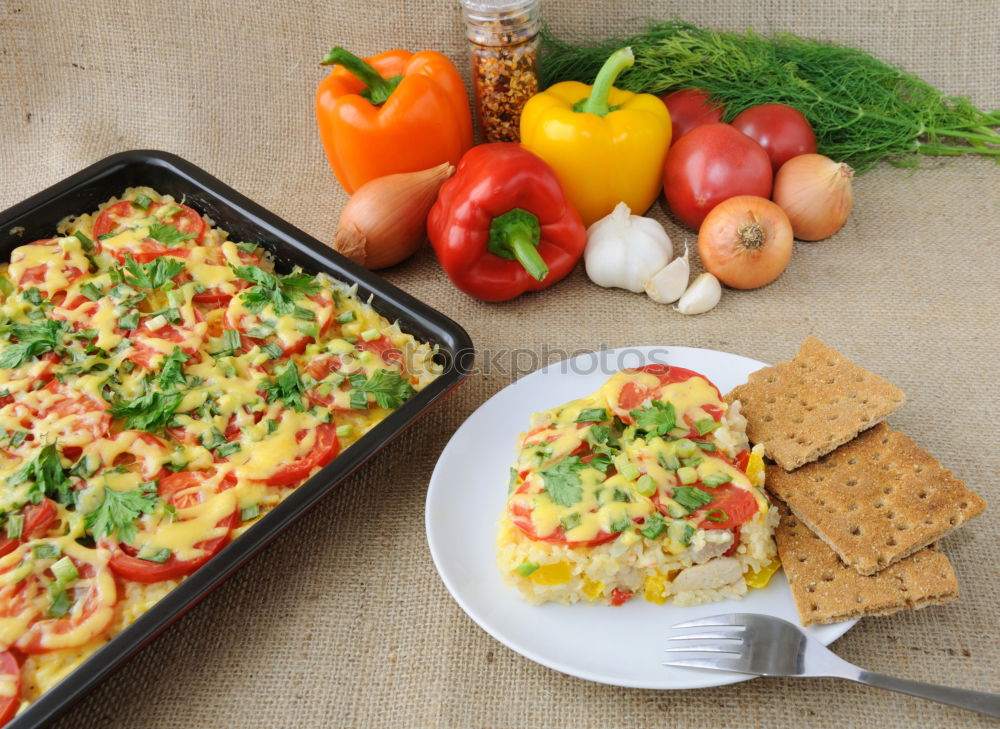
[319,46,402,105]
[575,47,635,117]
[488,209,549,282]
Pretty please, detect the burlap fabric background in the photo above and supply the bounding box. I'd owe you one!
[1,0,998,727]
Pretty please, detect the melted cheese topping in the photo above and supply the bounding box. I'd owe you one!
[0,187,442,715]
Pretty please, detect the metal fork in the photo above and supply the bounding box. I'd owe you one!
[664,613,1000,718]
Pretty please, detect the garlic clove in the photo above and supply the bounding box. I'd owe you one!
[645,243,689,304]
[674,272,722,315]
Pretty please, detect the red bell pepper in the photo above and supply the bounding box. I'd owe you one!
[427,143,587,302]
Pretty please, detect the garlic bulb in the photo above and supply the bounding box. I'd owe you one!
[675,273,722,315]
[584,202,673,293]
[644,243,690,304]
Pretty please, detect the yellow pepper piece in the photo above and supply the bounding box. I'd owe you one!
[530,561,573,586]
[582,578,605,601]
[746,559,781,589]
[643,573,669,605]
[746,447,766,488]
[520,47,671,227]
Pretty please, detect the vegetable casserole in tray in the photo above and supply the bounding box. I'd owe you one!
[0,151,473,728]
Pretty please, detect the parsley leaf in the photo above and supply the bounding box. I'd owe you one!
[147,222,197,246]
[120,254,186,290]
[673,486,715,512]
[84,483,158,543]
[107,389,183,432]
[575,408,608,423]
[261,361,306,412]
[631,400,677,437]
[0,318,70,369]
[7,443,71,504]
[158,347,189,389]
[540,456,584,506]
[351,369,415,410]
[232,264,320,316]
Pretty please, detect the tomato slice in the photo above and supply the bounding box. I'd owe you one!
[0,499,59,559]
[694,483,759,530]
[610,364,721,423]
[30,380,110,447]
[93,200,205,263]
[609,587,634,606]
[9,238,87,294]
[0,651,20,726]
[358,334,403,367]
[256,423,340,488]
[108,470,238,583]
[2,545,119,654]
[0,352,59,409]
[508,499,618,548]
[125,311,205,370]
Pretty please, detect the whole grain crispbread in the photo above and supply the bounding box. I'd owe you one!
[775,507,959,626]
[768,422,985,575]
[724,337,905,470]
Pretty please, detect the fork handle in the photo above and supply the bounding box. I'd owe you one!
[851,670,1000,718]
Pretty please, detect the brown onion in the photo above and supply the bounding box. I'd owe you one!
[772,154,854,241]
[334,162,454,269]
[697,195,793,289]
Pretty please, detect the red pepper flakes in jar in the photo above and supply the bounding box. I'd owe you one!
[460,0,540,143]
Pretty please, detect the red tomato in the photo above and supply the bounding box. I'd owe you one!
[0,352,59,409]
[662,123,773,230]
[10,239,86,293]
[6,549,118,654]
[126,314,204,370]
[108,470,238,583]
[659,89,724,143]
[0,651,20,726]
[731,103,817,174]
[609,587,634,606]
[32,380,110,445]
[0,499,59,559]
[695,483,758,530]
[257,423,340,488]
[611,364,721,423]
[306,355,343,381]
[93,200,205,263]
[358,334,403,367]
[509,499,617,548]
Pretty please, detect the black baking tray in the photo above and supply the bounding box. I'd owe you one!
[0,150,474,728]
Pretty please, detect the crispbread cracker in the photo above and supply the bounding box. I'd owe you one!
[725,337,905,470]
[775,507,958,626]
[768,422,986,575]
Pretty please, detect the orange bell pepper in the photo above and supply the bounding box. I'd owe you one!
[316,47,473,194]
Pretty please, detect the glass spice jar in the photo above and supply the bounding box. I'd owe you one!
[459,0,540,143]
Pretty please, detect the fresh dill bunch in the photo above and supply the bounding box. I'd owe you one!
[540,21,1000,172]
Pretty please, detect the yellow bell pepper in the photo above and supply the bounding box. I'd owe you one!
[520,47,672,226]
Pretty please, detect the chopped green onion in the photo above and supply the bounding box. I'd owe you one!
[73,230,95,251]
[51,555,78,585]
[560,512,582,531]
[515,561,539,577]
[79,282,103,301]
[200,429,226,450]
[0,277,13,296]
[215,441,241,458]
[342,335,358,344]
[640,513,666,539]
[23,288,43,305]
[296,321,319,339]
[701,471,733,488]
[245,323,275,339]
[292,306,316,321]
[5,514,24,539]
[681,457,704,468]
[240,504,260,521]
[673,485,714,512]
[121,359,136,374]
[264,419,279,435]
[635,474,657,497]
[693,440,717,452]
[166,289,184,308]
[677,466,699,485]
[261,342,283,360]
[665,500,689,518]
[335,424,353,438]
[133,193,153,211]
[694,418,722,436]
[705,509,729,523]
[614,454,639,481]
[675,439,697,458]
[349,390,368,409]
[9,430,28,448]
[236,242,259,254]
[118,311,139,330]
[47,588,72,618]
[336,310,356,323]
[668,519,696,546]
[610,516,631,533]
[360,328,381,342]
[31,543,61,560]
[70,454,99,479]
[657,452,680,471]
[575,408,607,423]
[137,546,171,563]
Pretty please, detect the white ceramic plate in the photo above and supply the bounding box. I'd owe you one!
[426,346,857,689]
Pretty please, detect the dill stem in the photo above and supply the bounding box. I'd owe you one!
[918,143,1000,157]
